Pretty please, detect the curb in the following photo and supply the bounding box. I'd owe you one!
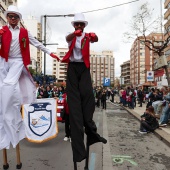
[102,110,114,170]
[122,106,170,147]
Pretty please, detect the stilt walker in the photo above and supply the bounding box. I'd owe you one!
[62,13,107,170]
[0,5,60,169]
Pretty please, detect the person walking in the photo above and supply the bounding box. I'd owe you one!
[62,92,71,142]
[101,89,107,110]
[61,13,107,163]
[138,87,143,107]
[0,5,60,150]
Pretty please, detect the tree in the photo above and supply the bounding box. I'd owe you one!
[124,2,170,86]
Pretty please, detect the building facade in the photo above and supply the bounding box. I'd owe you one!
[130,33,163,86]
[53,48,67,82]
[120,60,130,85]
[53,48,115,85]
[90,50,114,87]
[0,0,17,26]
[24,16,43,74]
[164,0,170,75]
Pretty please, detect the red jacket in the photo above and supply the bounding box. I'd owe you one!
[63,93,69,114]
[0,25,31,67]
[62,33,90,68]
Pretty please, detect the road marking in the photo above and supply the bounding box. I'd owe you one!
[89,152,96,170]
[112,155,138,166]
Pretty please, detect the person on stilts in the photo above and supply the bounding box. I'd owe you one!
[0,5,60,168]
[62,13,107,168]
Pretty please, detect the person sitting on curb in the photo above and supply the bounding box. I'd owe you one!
[159,90,170,127]
[139,106,159,134]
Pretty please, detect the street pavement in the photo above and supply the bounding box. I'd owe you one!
[103,95,170,170]
[0,96,170,170]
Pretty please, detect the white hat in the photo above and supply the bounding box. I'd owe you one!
[4,5,22,19]
[71,13,88,27]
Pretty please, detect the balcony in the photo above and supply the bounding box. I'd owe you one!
[165,0,170,9]
[0,1,7,11]
[164,9,170,20]
[165,19,170,28]
[0,11,6,23]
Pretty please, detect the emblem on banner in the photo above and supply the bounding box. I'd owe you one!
[28,102,52,136]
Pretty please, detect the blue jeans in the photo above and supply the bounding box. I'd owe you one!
[122,98,126,106]
[130,97,135,109]
[160,102,170,124]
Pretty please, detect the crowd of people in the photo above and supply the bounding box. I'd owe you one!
[118,85,170,133]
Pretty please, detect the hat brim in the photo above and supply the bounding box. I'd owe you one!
[4,11,22,19]
[71,20,88,27]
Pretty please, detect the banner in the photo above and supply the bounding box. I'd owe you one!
[22,98,58,143]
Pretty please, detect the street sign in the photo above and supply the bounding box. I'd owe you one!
[147,71,154,81]
[103,78,110,86]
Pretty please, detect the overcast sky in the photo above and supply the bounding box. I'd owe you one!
[17,0,162,77]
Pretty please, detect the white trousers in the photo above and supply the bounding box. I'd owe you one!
[0,57,27,150]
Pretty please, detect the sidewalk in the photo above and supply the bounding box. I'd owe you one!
[121,101,170,147]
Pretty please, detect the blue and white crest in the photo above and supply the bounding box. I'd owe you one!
[28,102,52,136]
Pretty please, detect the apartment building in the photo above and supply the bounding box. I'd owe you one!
[53,48,115,85]
[53,48,67,82]
[24,16,43,73]
[120,60,130,85]
[130,33,163,86]
[164,0,170,73]
[90,50,114,87]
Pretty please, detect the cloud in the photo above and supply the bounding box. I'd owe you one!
[18,0,162,77]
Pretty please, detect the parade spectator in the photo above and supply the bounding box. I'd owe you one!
[0,5,60,150]
[146,88,156,108]
[139,106,159,134]
[61,13,107,163]
[101,89,107,110]
[96,87,102,108]
[35,81,41,99]
[63,92,71,142]
[46,85,53,98]
[57,85,65,97]
[122,88,127,107]
[129,88,136,109]
[52,85,58,98]
[134,87,138,107]
[138,87,144,107]
[159,90,170,127]
[110,88,115,103]
[119,87,123,104]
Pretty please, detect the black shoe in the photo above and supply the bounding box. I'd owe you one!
[100,137,107,144]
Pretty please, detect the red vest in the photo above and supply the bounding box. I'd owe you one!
[0,25,31,67]
[62,33,90,68]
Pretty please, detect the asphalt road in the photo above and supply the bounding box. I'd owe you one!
[106,101,170,170]
[1,100,170,170]
[0,109,104,170]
